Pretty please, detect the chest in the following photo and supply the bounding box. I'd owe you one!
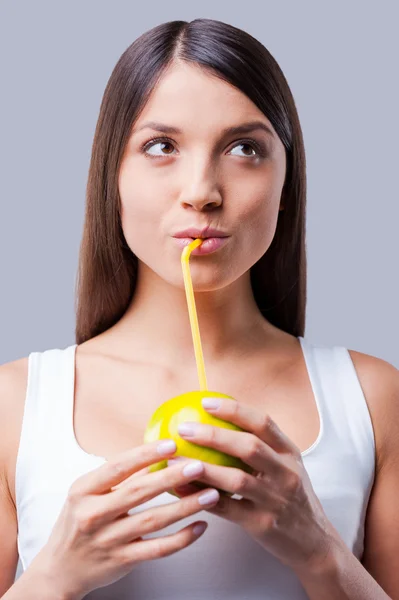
[72,353,321,461]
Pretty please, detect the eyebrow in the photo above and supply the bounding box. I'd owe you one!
[132,120,275,139]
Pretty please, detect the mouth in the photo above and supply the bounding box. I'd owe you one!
[172,226,230,239]
[172,236,229,255]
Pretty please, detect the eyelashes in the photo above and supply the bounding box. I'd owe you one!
[140,136,269,160]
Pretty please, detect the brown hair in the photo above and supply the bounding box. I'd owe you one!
[75,18,307,344]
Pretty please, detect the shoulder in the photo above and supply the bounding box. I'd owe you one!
[0,356,30,440]
[347,349,399,588]
[347,348,399,472]
[0,356,30,508]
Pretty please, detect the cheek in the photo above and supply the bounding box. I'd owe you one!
[117,158,283,285]
[231,163,283,234]
[236,191,281,259]
[119,166,162,247]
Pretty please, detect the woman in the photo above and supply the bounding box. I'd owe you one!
[1,17,398,600]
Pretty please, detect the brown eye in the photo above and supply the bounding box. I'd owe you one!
[229,141,263,157]
[158,142,174,155]
[143,139,175,157]
[141,136,267,160]
[238,143,256,156]
[162,143,174,154]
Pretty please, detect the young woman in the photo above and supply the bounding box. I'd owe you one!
[1,18,398,600]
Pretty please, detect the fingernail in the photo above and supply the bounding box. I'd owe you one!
[157,439,177,455]
[193,522,208,536]
[202,398,221,410]
[198,489,220,505]
[183,460,204,477]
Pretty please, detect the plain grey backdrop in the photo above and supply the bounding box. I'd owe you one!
[0,0,398,368]
[0,0,398,583]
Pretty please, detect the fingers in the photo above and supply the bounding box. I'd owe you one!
[102,460,212,521]
[201,397,298,454]
[176,422,284,476]
[111,466,150,492]
[117,520,209,565]
[101,484,220,546]
[69,440,178,496]
[172,483,201,496]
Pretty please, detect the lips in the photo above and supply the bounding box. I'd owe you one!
[172,226,229,239]
[172,236,229,255]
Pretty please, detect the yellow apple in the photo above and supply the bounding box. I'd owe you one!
[143,390,254,498]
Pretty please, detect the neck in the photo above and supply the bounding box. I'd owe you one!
[103,261,278,368]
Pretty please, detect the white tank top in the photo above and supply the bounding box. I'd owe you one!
[15,336,375,599]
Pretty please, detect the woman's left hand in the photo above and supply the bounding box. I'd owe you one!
[169,397,339,574]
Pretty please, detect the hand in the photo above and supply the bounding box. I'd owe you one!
[170,397,337,573]
[29,440,220,599]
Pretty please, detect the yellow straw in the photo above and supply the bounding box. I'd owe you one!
[181,239,208,391]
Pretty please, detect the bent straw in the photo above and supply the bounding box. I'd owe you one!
[181,239,208,391]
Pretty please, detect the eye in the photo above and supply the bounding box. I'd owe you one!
[229,141,261,158]
[141,137,267,159]
[142,137,176,157]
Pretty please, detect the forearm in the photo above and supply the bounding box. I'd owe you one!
[2,566,77,600]
[293,538,392,600]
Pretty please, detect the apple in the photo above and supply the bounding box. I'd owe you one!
[143,390,254,498]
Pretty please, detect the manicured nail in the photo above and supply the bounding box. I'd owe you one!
[183,460,204,477]
[198,489,220,505]
[202,397,221,410]
[157,439,177,455]
[193,522,208,536]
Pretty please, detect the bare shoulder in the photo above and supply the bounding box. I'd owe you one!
[0,356,30,506]
[347,349,399,593]
[348,348,399,471]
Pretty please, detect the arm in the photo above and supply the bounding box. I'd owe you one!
[0,360,23,596]
[1,569,71,600]
[293,351,399,599]
[0,359,68,599]
[0,467,19,595]
[293,536,393,599]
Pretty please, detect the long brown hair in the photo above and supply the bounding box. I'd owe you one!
[75,18,307,344]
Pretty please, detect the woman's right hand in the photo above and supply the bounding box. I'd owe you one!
[29,440,220,599]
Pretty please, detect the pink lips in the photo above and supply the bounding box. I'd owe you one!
[172,237,229,255]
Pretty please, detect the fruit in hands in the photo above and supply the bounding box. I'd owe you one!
[143,390,253,498]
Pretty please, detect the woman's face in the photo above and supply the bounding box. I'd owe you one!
[118,61,287,291]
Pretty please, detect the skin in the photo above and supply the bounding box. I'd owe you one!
[0,60,398,598]
[112,59,287,367]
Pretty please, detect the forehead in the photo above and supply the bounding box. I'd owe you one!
[132,62,276,137]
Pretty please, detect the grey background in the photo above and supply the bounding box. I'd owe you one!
[1,1,398,368]
[0,0,398,583]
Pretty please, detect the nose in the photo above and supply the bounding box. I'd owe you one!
[178,164,223,211]
[181,195,222,211]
